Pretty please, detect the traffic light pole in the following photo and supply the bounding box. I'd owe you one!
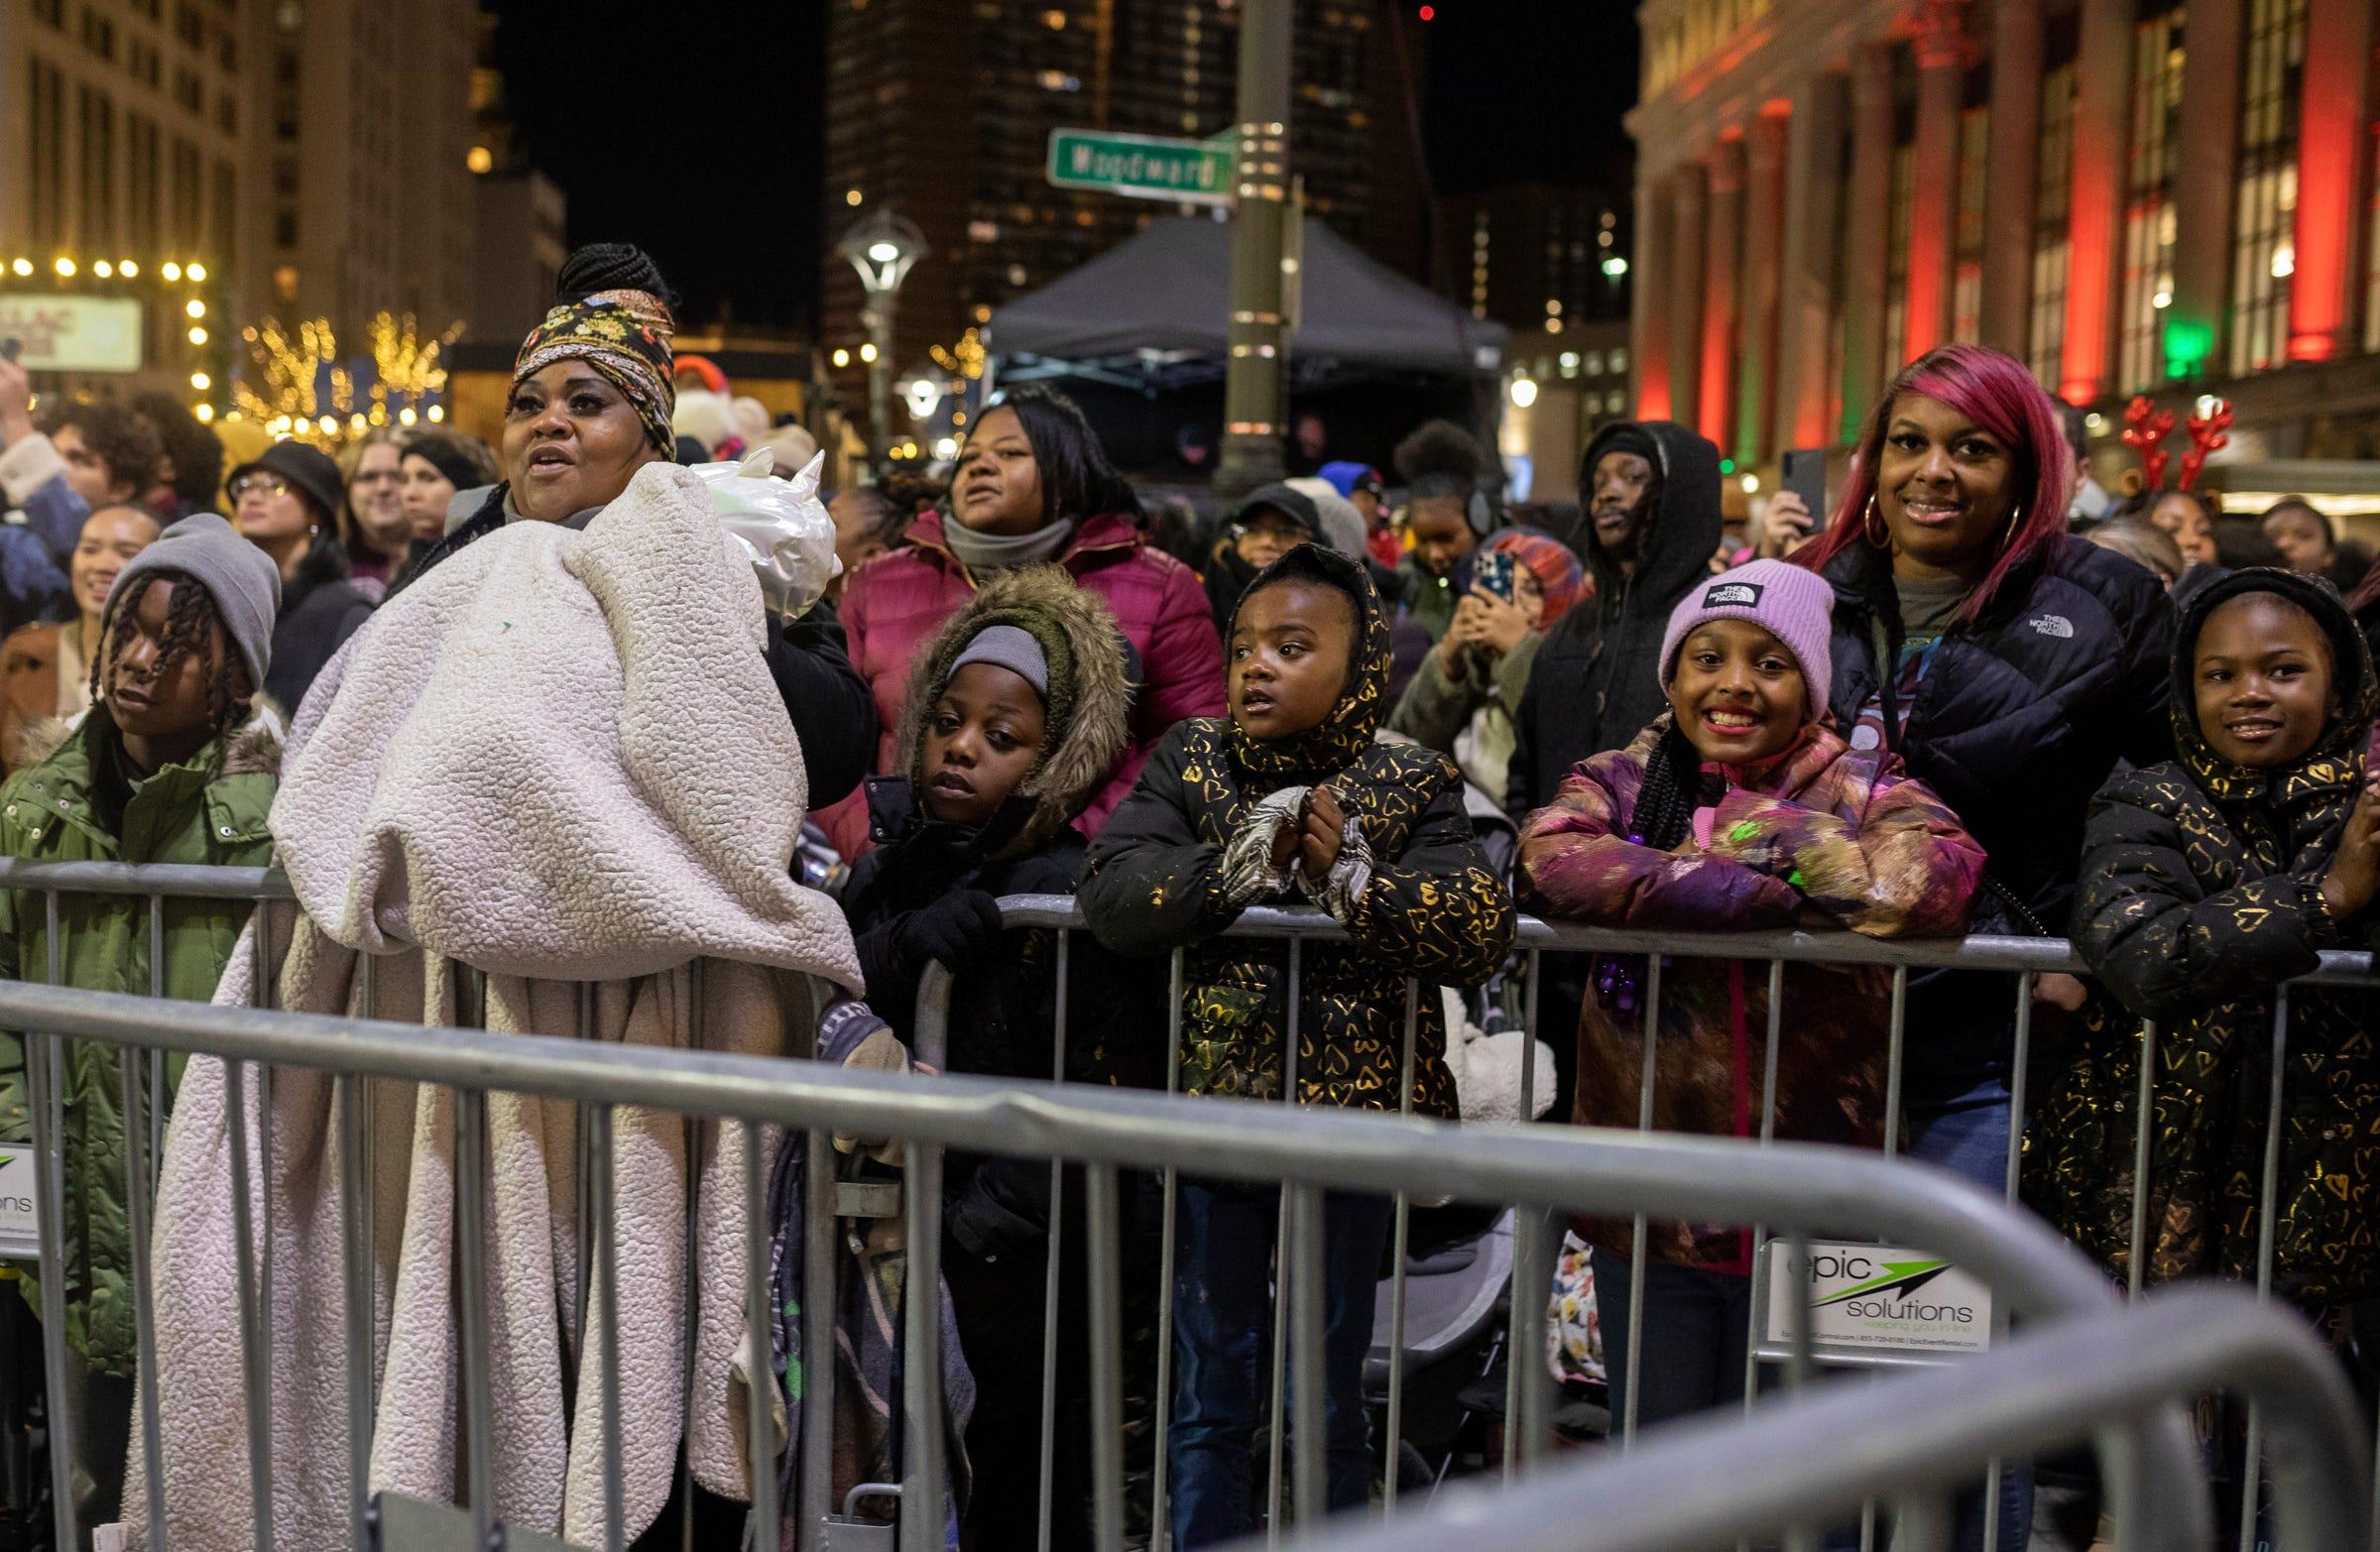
[1216,0,1291,498]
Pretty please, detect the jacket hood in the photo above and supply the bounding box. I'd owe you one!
[897,563,1131,858]
[1580,420,1725,614]
[1226,541,1390,782]
[18,710,283,779]
[2170,566,2376,804]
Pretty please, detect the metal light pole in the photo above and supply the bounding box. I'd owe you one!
[835,210,926,456]
[1216,0,1292,498]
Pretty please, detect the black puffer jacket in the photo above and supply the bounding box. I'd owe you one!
[267,538,375,720]
[1818,532,2175,1100]
[404,483,880,808]
[1505,420,1723,819]
[2029,568,2380,1304]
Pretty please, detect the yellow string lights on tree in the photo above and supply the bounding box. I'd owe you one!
[231,311,460,444]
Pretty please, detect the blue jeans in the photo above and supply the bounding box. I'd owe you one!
[1169,1181,1392,1548]
[1903,1081,2034,1552]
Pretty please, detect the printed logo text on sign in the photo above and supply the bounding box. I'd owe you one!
[1753,1239,1994,1365]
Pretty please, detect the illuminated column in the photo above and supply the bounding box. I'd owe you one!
[1699,134,1745,448]
[1777,71,1846,451]
[1903,0,1972,362]
[1840,44,1896,436]
[2170,0,2243,378]
[2288,0,2375,361]
[2060,0,2134,404]
[1980,0,2043,354]
[1631,171,1675,420]
[1737,109,1789,463]
[1670,161,1709,433]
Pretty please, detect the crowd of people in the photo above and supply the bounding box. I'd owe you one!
[3,242,2375,1552]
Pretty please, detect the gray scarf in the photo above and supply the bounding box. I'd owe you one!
[940,514,1075,572]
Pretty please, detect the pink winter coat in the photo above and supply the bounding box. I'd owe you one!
[817,507,1226,859]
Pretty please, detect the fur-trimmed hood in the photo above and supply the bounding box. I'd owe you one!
[895,564,1131,859]
[15,709,284,780]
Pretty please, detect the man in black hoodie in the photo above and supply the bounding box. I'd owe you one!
[1505,419,1724,820]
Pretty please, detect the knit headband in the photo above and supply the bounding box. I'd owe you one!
[514,288,678,454]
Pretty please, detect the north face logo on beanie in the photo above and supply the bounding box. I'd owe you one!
[1705,581,1764,608]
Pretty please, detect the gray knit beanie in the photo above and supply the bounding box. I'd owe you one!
[948,623,1050,699]
[105,512,283,693]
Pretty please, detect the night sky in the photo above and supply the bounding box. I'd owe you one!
[487,0,1636,330]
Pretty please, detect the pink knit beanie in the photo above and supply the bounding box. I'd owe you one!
[1657,558,1836,716]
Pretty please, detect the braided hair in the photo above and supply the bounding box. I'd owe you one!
[1625,720,1706,852]
[556,242,678,308]
[90,570,255,742]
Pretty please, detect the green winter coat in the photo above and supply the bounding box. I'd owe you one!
[0,710,279,1376]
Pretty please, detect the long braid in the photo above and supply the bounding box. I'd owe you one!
[1627,720,1705,851]
[91,572,254,742]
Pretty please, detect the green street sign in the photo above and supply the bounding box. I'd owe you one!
[1046,129,1234,206]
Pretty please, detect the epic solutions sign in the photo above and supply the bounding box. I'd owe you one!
[0,296,145,372]
[1753,1239,1995,1365]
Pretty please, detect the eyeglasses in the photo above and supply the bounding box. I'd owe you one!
[351,469,402,486]
[1231,520,1306,545]
[229,473,291,501]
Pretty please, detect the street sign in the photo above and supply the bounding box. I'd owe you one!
[1046,129,1234,206]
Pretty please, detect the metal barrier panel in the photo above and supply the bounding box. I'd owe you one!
[5,865,2370,1551]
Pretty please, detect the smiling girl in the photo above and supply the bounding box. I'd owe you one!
[1518,557,1981,1433]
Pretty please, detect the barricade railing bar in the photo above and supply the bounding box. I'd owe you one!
[3,958,2201,1551]
[0,864,2361,1552]
[1237,1290,2369,1552]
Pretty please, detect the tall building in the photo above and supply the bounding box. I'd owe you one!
[239,0,476,341]
[1625,0,2380,507]
[0,0,250,402]
[819,0,1427,434]
[1440,182,1633,335]
[467,9,565,347]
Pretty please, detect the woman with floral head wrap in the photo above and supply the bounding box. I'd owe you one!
[1386,525,1585,803]
[396,243,877,806]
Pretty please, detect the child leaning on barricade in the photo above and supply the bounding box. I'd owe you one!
[2028,567,2380,1311]
[0,514,282,1530]
[1079,540,1515,1550]
[817,564,1167,1546]
[1515,558,1984,1430]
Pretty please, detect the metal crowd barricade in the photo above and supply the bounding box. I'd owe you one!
[912,893,2380,1552]
[0,864,2365,1552]
[1260,1289,2371,1552]
[1,891,2206,1552]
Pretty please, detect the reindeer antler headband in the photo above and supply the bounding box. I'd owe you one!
[2122,395,2231,492]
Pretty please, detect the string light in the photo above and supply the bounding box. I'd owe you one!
[399,407,418,426]
[186,262,206,282]
[93,260,113,278]
[162,262,182,281]
[190,371,211,391]
[193,404,215,423]
[831,348,851,368]
[118,259,138,277]
[426,405,445,422]
[187,325,208,344]
[9,259,28,277]
[54,257,74,277]
[185,298,206,318]
[859,342,879,363]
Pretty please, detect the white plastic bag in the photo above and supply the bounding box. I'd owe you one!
[689,447,841,623]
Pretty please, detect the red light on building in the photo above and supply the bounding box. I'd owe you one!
[1417,4,1434,19]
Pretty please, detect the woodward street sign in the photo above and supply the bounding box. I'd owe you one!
[1046,129,1234,205]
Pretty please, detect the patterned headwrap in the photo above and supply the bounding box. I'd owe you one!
[1487,526,1588,629]
[513,288,678,454]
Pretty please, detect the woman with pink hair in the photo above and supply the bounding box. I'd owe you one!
[1792,343,2175,1548]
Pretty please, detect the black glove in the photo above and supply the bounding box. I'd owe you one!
[892,889,1006,977]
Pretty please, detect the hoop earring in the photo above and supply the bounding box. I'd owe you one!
[1862,496,1890,550]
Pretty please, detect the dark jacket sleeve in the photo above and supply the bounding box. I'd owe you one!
[2117,583,2179,772]
[2074,776,2330,1021]
[769,595,878,810]
[1078,727,1241,957]
[1505,649,1544,823]
[1350,759,1515,989]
